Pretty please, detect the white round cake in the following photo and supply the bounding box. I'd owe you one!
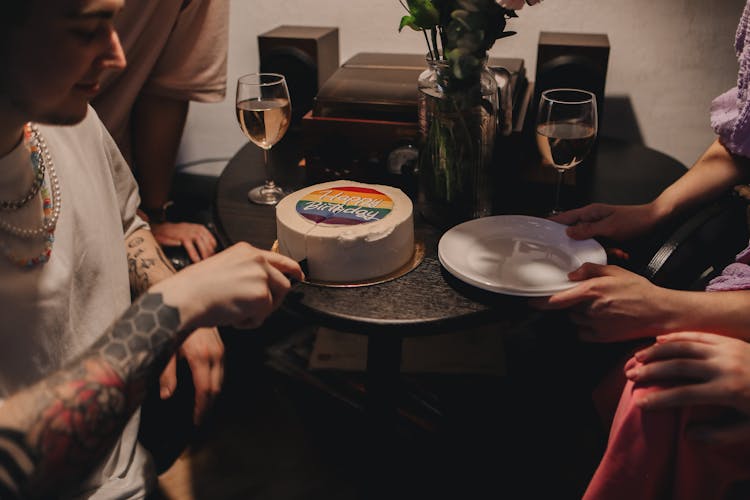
[275,180,415,283]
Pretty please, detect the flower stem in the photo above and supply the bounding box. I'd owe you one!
[431,28,440,59]
[423,30,435,60]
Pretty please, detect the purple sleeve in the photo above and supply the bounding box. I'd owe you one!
[710,2,750,158]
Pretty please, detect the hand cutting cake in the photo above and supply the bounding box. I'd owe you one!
[275,180,415,283]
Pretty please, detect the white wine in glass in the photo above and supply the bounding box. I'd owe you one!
[536,88,598,215]
[236,73,291,205]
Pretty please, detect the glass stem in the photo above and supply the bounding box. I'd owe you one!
[263,149,275,189]
[554,169,564,213]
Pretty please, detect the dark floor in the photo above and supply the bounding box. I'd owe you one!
[141,306,630,500]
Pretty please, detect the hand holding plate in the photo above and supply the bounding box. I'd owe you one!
[530,263,675,342]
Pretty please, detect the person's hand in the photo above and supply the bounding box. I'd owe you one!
[626,332,750,445]
[150,221,218,262]
[530,263,673,342]
[152,242,304,331]
[159,326,224,425]
[549,202,662,242]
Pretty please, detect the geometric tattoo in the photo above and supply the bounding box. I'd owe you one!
[91,292,181,378]
[0,293,181,498]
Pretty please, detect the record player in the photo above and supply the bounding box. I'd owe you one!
[301,52,531,192]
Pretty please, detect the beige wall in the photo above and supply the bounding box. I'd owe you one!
[178,0,746,172]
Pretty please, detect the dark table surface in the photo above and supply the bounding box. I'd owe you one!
[215,131,688,335]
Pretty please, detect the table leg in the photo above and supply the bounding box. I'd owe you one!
[365,333,403,426]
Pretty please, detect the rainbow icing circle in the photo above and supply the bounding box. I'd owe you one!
[295,186,393,225]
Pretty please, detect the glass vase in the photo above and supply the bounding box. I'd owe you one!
[417,57,499,227]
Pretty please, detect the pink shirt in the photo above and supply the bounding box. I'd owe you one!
[92,0,229,162]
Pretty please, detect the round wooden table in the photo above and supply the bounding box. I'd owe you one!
[215,133,687,332]
[215,132,687,419]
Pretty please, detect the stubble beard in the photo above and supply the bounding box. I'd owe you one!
[7,93,88,126]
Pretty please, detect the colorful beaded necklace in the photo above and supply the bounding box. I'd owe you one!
[0,124,60,268]
[0,126,45,212]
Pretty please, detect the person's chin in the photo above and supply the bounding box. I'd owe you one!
[58,108,89,125]
[38,107,89,126]
[10,92,90,126]
[34,97,90,126]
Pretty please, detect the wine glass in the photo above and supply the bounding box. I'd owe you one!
[236,73,292,205]
[535,88,598,215]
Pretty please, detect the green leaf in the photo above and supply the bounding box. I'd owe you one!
[450,9,473,31]
[455,0,480,13]
[398,0,521,79]
[432,0,456,26]
[456,31,482,51]
[446,47,480,82]
[407,0,440,28]
[399,15,420,31]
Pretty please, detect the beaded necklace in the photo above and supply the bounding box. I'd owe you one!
[0,126,45,212]
[0,124,60,268]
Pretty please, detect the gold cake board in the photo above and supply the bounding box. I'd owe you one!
[271,240,425,288]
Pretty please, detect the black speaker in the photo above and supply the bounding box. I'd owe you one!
[259,26,339,127]
[534,32,610,123]
[522,32,610,188]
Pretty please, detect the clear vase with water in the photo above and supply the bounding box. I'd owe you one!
[417,57,499,227]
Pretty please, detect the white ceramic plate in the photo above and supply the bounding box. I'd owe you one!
[438,215,606,296]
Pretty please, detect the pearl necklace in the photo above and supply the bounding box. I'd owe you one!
[0,186,55,268]
[0,124,61,239]
[0,124,60,268]
[0,126,45,211]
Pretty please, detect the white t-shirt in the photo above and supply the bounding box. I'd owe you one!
[0,108,152,499]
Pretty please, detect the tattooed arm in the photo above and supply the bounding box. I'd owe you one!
[0,292,184,499]
[126,228,224,423]
[126,228,176,297]
[0,243,303,498]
